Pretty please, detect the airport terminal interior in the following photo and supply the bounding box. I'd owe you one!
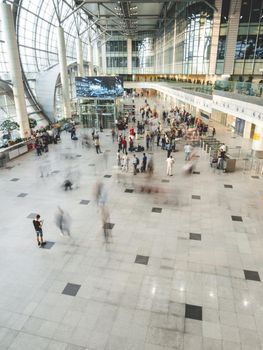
[0,0,263,349]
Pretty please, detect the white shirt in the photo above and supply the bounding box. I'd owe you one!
[184,144,192,153]
[166,157,174,167]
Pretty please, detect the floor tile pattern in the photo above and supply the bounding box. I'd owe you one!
[135,255,149,265]
[152,207,162,213]
[79,200,90,205]
[224,184,233,188]
[231,215,243,222]
[62,283,81,296]
[244,269,261,281]
[10,178,19,181]
[0,97,263,350]
[125,189,134,193]
[192,195,201,200]
[185,304,202,321]
[189,233,201,241]
[17,193,28,197]
[41,241,55,250]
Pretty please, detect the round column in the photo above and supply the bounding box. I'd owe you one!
[76,37,84,77]
[57,26,71,119]
[88,42,94,76]
[0,2,31,138]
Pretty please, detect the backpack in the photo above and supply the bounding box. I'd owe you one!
[136,157,139,165]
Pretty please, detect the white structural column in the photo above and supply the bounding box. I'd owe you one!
[127,38,132,75]
[208,0,222,77]
[57,26,71,119]
[162,28,166,74]
[155,39,159,74]
[224,0,242,75]
[76,36,84,77]
[0,3,30,138]
[88,40,94,76]
[172,18,177,74]
[101,35,107,75]
[93,42,99,74]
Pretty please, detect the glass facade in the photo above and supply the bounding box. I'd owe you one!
[105,32,155,74]
[106,34,128,74]
[217,36,226,59]
[0,0,99,130]
[234,0,263,75]
[155,2,213,75]
[0,0,263,141]
[106,41,127,53]
[216,0,263,75]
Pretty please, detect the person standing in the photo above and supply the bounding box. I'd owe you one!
[212,127,216,137]
[184,143,192,161]
[122,152,129,172]
[122,136,127,153]
[33,214,46,247]
[141,153,147,172]
[94,134,102,154]
[118,134,123,152]
[111,128,116,143]
[117,150,121,167]
[157,130,161,146]
[167,143,172,158]
[161,135,166,150]
[132,154,139,175]
[166,155,175,176]
[146,134,150,150]
[71,126,76,140]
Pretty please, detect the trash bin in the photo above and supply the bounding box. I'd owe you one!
[225,155,236,172]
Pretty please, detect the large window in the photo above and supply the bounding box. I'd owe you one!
[132,40,142,52]
[256,35,263,59]
[240,0,263,23]
[220,0,230,24]
[106,41,127,52]
[132,57,139,67]
[235,0,263,75]
[106,57,127,68]
[235,35,257,59]
[0,0,99,126]
[217,36,226,59]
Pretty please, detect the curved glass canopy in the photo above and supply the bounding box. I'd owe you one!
[0,0,100,127]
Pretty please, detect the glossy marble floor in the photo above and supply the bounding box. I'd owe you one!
[0,99,263,350]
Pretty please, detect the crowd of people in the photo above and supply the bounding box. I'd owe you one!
[31,93,222,247]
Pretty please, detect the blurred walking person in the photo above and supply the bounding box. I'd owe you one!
[94,135,102,154]
[166,155,175,176]
[55,207,71,236]
[94,181,111,242]
[184,143,192,161]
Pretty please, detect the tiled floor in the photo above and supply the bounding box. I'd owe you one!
[1,97,263,349]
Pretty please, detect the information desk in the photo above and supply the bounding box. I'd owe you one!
[0,140,34,167]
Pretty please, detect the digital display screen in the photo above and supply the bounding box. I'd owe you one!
[75,76,124,98]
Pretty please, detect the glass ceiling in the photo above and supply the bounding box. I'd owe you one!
[0,0,100,125]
